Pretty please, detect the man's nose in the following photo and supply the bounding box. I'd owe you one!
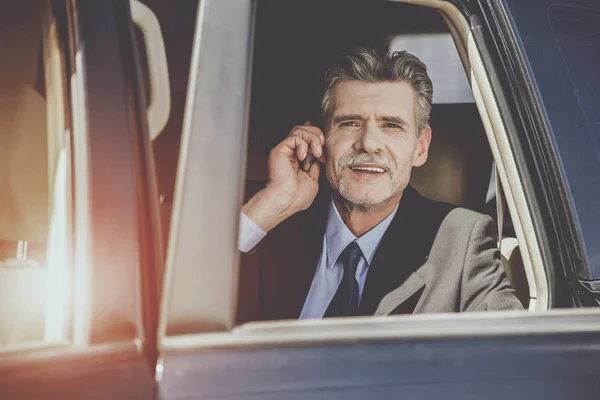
[354,122,383,154]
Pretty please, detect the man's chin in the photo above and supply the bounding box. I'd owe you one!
[338,190,393,207]
[331,176,404,207]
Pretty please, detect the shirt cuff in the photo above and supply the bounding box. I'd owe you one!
[238,212,267,253]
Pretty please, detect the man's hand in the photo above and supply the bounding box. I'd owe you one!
[242,123,325,232]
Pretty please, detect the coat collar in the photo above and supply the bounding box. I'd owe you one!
[324,198,399,270]
[289,185,431,318]
[373,272,425,316]
[356,185,431,316]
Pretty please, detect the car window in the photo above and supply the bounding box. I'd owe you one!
[159,0,536,338]
[0,0,71,347]
[504,0,600,279]
[240,0,516,323]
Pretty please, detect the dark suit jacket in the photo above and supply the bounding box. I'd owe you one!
[238,185,523,322]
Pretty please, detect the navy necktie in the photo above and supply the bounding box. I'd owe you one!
[324,240,362,317]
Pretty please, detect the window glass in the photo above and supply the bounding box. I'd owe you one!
[0,0,71,347]
[505,0,600,278]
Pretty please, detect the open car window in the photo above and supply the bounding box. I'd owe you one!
[157,0,561,345]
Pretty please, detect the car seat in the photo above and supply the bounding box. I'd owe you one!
[0,85,49,344]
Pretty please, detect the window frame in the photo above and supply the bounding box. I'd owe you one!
[158,0,255,337]
[435,0,550,310]
[158,0,600,356]
[494,0,600,302]
[474,0,587,307]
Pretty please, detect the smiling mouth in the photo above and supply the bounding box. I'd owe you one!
[348,165,387,174]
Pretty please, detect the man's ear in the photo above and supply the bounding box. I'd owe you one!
[413,125,431,167]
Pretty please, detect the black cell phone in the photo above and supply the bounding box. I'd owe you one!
[300,150,316,172]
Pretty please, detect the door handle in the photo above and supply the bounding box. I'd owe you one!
[131,0,171,140]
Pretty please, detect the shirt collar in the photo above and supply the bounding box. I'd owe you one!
[324,198,399,270]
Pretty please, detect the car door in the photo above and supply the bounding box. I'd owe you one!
[155,0,600,399]
[0,1,162,398]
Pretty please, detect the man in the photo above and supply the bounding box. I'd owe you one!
[239,46,523,320]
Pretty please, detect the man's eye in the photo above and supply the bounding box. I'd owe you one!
[340,121,359,127]
[383,123,401,129]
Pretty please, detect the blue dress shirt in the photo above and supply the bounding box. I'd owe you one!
[238,199,399,319]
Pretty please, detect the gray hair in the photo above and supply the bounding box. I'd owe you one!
[321,46,433,135]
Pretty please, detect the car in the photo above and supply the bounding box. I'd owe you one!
[1,0,600,399]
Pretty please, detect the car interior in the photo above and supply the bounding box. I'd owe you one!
[0,1,67,344]
[0,0,541,348]
[143,0,535,326]
[241,0,533,323]
[0,0,72,348]
[0,0,53,345]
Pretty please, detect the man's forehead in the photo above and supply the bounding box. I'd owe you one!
[331,80,415,118]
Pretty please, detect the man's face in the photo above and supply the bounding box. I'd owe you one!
[324,81,431,207]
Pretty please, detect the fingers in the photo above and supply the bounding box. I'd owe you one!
[271,125,325,172]
[289,125,325,144]
[294,136,309,161]
[274,135,309,161]
[307,158,320,181]
[288,125,325,159]
[288,126,325,144]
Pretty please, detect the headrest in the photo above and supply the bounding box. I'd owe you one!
[0,85,48,243]
[410,133,467,206]
[409,104,492,210]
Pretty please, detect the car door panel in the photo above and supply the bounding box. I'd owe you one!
[0,343,154,399]
[158,314,600,399]
[0,0,160,397]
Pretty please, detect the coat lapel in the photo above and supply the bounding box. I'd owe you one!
[262,185,437,319]
[357,186,430,316]
[373,272,425,316]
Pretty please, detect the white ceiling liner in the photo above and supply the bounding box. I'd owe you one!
[390,33,474,104]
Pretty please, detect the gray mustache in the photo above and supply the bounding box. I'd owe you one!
[339,153,394,173]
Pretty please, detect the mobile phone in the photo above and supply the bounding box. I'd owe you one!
[300,149,316,172]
